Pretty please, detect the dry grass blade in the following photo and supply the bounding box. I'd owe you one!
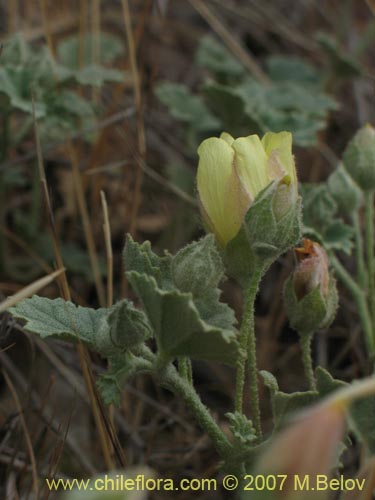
[188,0,270,84]
[0,268,65,313]
[2,369,39,498]
[31,97,115,470]
[67,140,106,306]
[121,0,147,236]
[100,191,113,308]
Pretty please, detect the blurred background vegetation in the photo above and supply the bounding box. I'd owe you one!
[0,0,374,498]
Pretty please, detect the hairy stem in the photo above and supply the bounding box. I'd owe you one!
[330,253,374,355]
[352,211,367,290]
[299,334,316,391]
[161,364,232,459]
[235,267,263,437]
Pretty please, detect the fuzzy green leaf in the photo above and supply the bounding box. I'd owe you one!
[123,235,173,290]
[10,296,106,348]
[155,82,220,132]
[196,35,245,79]
[56,33,124,69]
[127,271,238,364]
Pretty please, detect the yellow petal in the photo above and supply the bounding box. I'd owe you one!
[197,137,251,246]
[231,135,269,198]
[220,132,234,146]
[262,131,296,184]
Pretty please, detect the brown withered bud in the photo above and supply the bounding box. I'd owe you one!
[293,239,329,301]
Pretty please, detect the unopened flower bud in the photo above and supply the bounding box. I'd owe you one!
[328,163,363,215]
[284,239,338,334]
[171,235,224,296]
[343,124,375,191]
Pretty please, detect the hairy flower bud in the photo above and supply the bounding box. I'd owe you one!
[328,163,362,215]
[343,124,375,191]
[197,131,297,246]
[284,239,338,335]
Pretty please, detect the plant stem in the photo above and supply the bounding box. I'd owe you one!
[299,334,316,391]
[136,348,230,459]
[365,191,375,329]
[162,364,232,459]
[235,267,263,437]
[330,253,374,355]
[352,211,367,290]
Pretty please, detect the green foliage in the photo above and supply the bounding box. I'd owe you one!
[156,36,338,147]
[260,369,317,430]
[284,277,338,335]
[0,32,125,142]
[196,35,245,80]
[97,353,140,406]
[106,299,152,350]
[327,164,363,215]
[56,33,124,69]
[123,234,173,289]
[301,183,354,254]
[122,235,238,364]
[127,271,238,365]
[9,296,106,348]
[350,396,375,455]
[343,124,375,192]
[226,412,257,446]
[155,82,220,132]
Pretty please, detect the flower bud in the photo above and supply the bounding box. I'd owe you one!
[171,235,224,296]
[284,239,338,334]
[197,131,297,246]
[328,163,363,215]
[343,124,375,191]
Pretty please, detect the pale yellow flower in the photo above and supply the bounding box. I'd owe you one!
[197,131,297,246]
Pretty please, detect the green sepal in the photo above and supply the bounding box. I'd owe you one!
[126,271,238,365]
[171,234,224,297]
[283,275,338,335]
[123,234,173,289]
[224,181,301,286]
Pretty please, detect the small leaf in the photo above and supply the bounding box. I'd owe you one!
[56,33,124,69]
[123,234,173,290]
[155,82,220,132]
[226,412,257,445]
[196,35,245,80]
[97,353,136,406]
[10,296,106,348]
[265,56,323,88]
